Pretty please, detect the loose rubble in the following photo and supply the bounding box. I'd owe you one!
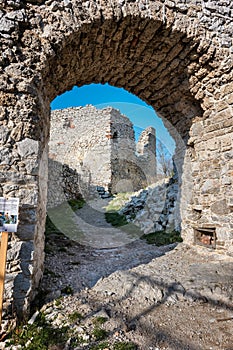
[118,177,179,234]
[3,237,233,349]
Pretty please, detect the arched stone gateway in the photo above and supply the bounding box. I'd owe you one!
[0,0,232,321]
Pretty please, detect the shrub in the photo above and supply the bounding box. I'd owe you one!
[141,230,183,246]
[68,311,83,322]
[105,212,128,227]
[68,198,85,211]
[93,328,108,341]
[93,316,108,326]
[6,312,68,349]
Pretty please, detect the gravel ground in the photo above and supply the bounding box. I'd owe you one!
[3,201,233,349]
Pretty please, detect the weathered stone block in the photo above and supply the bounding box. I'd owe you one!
[17,138,39,158]
[211,199,230,215]
[16,224,35,241]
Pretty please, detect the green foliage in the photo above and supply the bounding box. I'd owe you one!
[141,230,183,246]
[92,328,108,341]
[90,342,109,350]
[113,342,138,350]
[105,212,128,227]
[70,334,87,345]
[54,297,62,307]
[105,192,133,212]
[61,285,74,295]
[68,311,83,322]
[68,198,85,211]
[93,316,108,326]
[6,312,68,349]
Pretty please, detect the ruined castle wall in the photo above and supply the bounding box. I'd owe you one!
[49,106,112,206]
[109,110,157,193]
[48,106,157,205]
[136,127,157,186]
[0,0,233,324]
[109,108,138,193]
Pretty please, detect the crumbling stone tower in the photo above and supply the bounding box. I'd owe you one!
[48,105,157,207]
[136,127,157,186]
[0,0,232,322]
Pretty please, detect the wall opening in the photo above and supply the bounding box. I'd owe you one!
[194,227,216,249]
[48,84,179,245]
[2,0,233,333]
[39,83,183,301]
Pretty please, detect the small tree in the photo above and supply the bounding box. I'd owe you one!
[156,140,173,178]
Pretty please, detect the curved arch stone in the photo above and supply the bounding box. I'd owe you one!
[0,0,232,322]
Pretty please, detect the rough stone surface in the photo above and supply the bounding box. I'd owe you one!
[48,105,157,207]
[4,240,233,349]
[0,0,232,325]
[119,177,179,234]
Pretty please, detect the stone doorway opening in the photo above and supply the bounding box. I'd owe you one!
[47,84,178,241]
[2,2,233,324]
[41,16,202,259]
[41,83,181,305]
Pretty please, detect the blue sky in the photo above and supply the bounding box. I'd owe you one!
[51,83,175,154]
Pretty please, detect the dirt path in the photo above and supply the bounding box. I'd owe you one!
[5,201,233,349]
[71,199,142,248]
[38,240,233,350]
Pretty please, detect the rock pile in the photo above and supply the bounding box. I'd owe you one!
[96,186,112,199]
[119,177,179,234]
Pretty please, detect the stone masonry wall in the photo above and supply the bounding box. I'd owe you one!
[49,106,112,206]
[136,127,157,186]
[120,176,179,235]
[48,105,157,207]
[0,0,232,325]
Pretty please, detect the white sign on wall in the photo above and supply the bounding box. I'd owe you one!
[0,197,19,233]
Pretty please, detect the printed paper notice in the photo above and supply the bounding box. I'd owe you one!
[0,197,19,232]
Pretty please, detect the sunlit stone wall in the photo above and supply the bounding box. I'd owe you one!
[0,0,232,324]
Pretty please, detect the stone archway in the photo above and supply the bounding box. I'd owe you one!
[1,0,232,321]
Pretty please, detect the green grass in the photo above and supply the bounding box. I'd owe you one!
[61,285,74,295]
[54,297,63,307]
[105,210,143,239]
[93,328,108,341]
[45,200,86,242]
[90,342,109,350]
[90,341,138,350]
[68,311,83,322]
[45,214,63,236]
[105,211,128,227]
[105,192,133,212]
[68,198,85,211]
[140,230,183,246]
[93,316,108,326]
[6,312,68,349]
[113,342,138,350]
[45,199,85,237]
